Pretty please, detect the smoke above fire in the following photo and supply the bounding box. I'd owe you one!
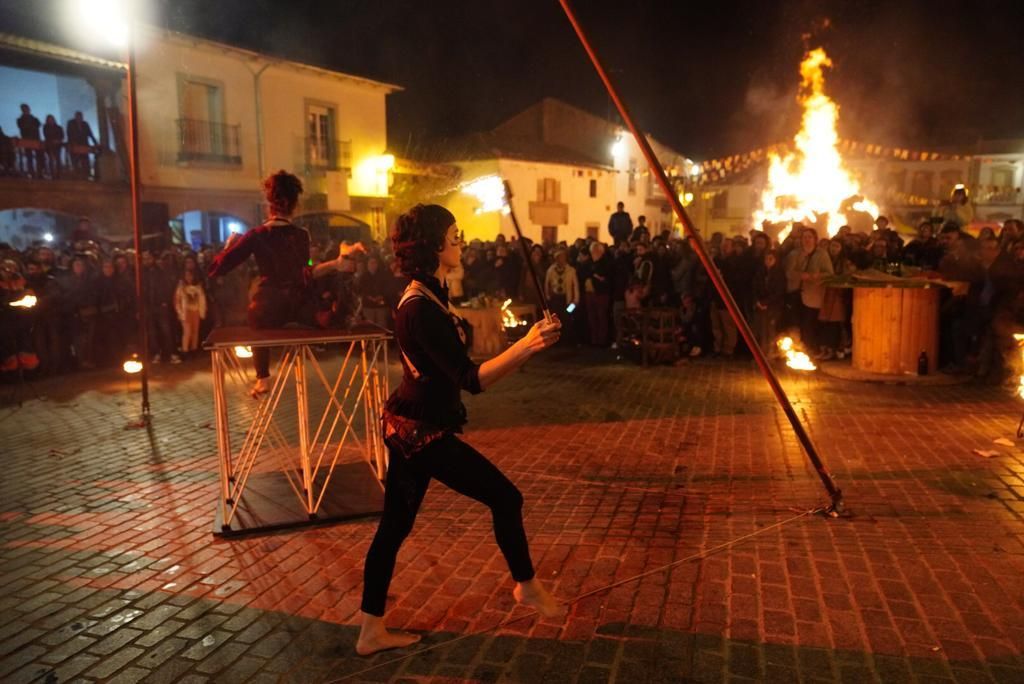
[752,48,879,241]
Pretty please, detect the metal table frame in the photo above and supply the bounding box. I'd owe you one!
[205,326,390,532]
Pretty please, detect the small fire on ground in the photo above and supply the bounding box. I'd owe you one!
[1014,334,1024,399]
[777,336,817,371]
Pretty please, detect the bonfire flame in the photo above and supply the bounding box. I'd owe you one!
[777,336,817,371]
[752,48,880,241]
[500,298,528,330]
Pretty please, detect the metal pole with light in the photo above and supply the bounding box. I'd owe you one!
[73,0,150,418]
[124,18,150,418]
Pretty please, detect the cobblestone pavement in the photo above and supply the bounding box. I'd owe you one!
[1,348,1023,683]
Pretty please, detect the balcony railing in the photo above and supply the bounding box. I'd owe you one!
[305,138,351,171]
[177,118,241,165]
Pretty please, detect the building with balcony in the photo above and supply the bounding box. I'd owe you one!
[0,28,400,248]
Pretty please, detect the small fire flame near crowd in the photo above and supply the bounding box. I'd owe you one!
[752,48,879,241]
[777,336,817,371]
[500,299,528,330]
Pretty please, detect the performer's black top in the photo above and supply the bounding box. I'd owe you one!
[207,218,310,290]
[386,273,482,431]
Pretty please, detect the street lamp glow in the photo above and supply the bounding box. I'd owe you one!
[690,164,702,177]
[43,232,54,242]
[610,137,625,158]
[71,0,130,49]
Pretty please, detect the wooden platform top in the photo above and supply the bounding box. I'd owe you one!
[204,324,390,349]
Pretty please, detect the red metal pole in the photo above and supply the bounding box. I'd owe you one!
[558,0,843,513]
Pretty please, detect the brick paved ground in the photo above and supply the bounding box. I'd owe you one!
[1,348,1023,683]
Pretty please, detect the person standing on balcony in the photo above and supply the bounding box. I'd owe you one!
[16,104,43,177]
[43,115,64,179]
[66,111,97,179]
[207,170,363,395]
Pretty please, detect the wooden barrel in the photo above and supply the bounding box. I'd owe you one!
[851,286,940,375]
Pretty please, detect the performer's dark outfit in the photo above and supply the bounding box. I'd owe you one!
[207,217,314,378]
[361,273,534,617]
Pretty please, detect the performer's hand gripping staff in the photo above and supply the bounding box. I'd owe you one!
[503,181,555,325]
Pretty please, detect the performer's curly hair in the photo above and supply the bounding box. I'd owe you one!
[391,204,456,277]
[263,170,303,217]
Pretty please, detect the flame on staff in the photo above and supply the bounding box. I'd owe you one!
[460,175,510,215]
[233,346,254,359]
[752,48,880,241]
[777,336,817,371]
[10,294,37,308]
[500,298,528,330]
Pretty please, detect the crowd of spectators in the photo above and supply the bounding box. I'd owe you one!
[2,207,1024,390]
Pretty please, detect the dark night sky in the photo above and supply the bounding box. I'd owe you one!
[3,0,1024,159]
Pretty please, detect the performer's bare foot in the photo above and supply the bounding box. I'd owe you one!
[250,376,271,398]
[513,579,565,618]
[356,612,421,656]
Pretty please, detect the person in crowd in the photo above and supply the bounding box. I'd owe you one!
[358,254,392,329]
[43,115,64,179]
[95,259,123,366]
[709,237,740,357]
[787,227,833,354]
[544,249,579,344]
[608,201,632,246]
[752,250,786,354]
[519,243,548,318]
[66,111,98,178]
[358,204,562,656]
[207,170,362,394]
[903,221,941,270]
[493,244,520,299]
[630,215,651,244]
[24,259,62,375]
[66,256,98,369]
[17,104,44,177]
[145,251,182,366]
[174,269,207,359]
[935,185,975,229]
[817,240,852,360]
[585,241,612,346]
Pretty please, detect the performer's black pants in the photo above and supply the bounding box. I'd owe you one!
[247,285,315,379]
[361,434,535,616]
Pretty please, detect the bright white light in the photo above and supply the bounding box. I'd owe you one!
[227,221,243,234]
[460,175,508,214]
[690,164,702,177]
[233,346,253,359]
[123,358,142,374]
[610,137,625,158]
[10,294,37,308]
[72,0,130,49]
[43,232,54,242]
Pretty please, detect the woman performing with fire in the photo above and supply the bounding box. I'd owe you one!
[357,204,563,656]
[207,170,363,396]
